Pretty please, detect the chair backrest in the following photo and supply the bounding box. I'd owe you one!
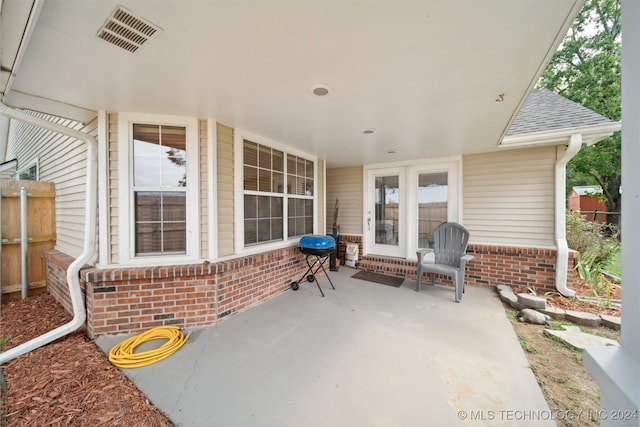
[433,222,470,267]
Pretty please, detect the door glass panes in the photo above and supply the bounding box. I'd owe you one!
[375,175,399,245]
[418,172,448,248]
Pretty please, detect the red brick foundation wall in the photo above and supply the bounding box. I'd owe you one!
[45,246,314,338]
[339,234,578,293]
[44,239,578,337]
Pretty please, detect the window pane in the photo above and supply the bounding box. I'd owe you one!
[163,222,187,252]
[305,178,313,196]
[136,222,161,254]
[273,172,284,193]
[305,159,314,178]
[258,196,271,218]
[162,126,187,152]
[258,219,271,241]
[259,169,271,192]
[244,166,258,191]
[133,124,187,188]
[245,195,257,219]
[287,156,296,175]
[163,192,186,221]
[375,175,399,245]
[271,197,283,218]
[135,192,161,222]
[133,124,161,187]
[259,145,271,170]
[272,150,284,172]
[287,175,296,194]
[134,191,186,255]
[245,220,257,245]
[244,141,258,167]
[272,218,283,240]
[418,172,448,249]
[160,126,187,187]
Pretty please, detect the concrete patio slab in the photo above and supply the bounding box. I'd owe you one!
[96,267,554,426]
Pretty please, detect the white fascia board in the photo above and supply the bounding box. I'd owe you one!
[498,121,622,149]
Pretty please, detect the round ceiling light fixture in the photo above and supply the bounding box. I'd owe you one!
[362,128,376,135]
[311,84,332,97]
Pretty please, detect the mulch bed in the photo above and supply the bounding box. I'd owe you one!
[514,278,622,317]
[1,294,173,426]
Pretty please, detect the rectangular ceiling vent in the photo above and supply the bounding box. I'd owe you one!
[97,6,161,53]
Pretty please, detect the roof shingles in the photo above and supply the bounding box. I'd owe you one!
[506,88,615,136]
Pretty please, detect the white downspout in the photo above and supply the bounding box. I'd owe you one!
[0,102,97,365]
[554,134,582,297]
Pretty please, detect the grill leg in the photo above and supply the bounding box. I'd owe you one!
[304,254,336,297]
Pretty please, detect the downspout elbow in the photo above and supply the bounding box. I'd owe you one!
[555,134,582,297]
[0,102,97,365]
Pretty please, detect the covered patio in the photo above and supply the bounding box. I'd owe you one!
[96,268,552,426]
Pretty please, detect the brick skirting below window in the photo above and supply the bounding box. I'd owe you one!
[44,238,577,338]
[44,246,312,338]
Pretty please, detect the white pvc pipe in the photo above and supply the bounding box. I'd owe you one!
[0,102,97,365]
[20,186,27,299]
[554,134,582,297]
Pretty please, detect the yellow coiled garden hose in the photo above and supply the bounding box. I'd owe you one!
[108,326,190,368]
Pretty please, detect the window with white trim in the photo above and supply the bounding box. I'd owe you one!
[118,113,199,264]
[242,138,314,247]
[133,124,187,255]
[16,160,38,181]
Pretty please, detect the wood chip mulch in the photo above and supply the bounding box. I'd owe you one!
[1,294,173,427]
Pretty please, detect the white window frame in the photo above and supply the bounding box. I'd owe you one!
[118,113,200,265]
[15,158,39,180]
[364,156,462,260]
[234,129,318,256]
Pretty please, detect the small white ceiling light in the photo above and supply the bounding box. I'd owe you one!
[311,84,332,97]
[362,128,376,134]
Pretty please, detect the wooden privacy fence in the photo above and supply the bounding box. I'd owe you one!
[0,179,56,302]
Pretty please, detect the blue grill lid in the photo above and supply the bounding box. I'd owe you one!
[299,235,336,250]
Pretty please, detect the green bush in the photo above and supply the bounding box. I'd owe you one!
[566,211,620,303]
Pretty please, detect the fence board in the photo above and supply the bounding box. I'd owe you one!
[1,179,56,302]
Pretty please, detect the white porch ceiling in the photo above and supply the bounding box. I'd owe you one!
[1,0,583,168]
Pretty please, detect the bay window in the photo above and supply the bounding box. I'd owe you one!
[239,133,315,249]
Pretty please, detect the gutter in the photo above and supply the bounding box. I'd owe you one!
[554,133,582,297]
[0,102,97,365]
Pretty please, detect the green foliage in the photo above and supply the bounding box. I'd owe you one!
[566,211,619,307]
[539,0,621,225]
[0,335,10,352]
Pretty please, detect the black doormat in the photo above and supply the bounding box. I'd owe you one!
[351,271,404,288]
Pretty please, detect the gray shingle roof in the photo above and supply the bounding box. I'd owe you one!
[506,88,615,136]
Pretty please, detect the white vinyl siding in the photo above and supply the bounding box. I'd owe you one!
[6,111,98,259]
[463,146,556,247]
[217,123,235,257]
[326,166,363,235]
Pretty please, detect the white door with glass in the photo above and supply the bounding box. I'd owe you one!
[366,159,460,259]
[366,168,406,258]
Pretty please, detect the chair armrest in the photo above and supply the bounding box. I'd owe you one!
[416,248,434,264]
[460,254,474,269]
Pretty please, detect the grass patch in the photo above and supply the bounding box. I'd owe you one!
[519,337,538,354]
